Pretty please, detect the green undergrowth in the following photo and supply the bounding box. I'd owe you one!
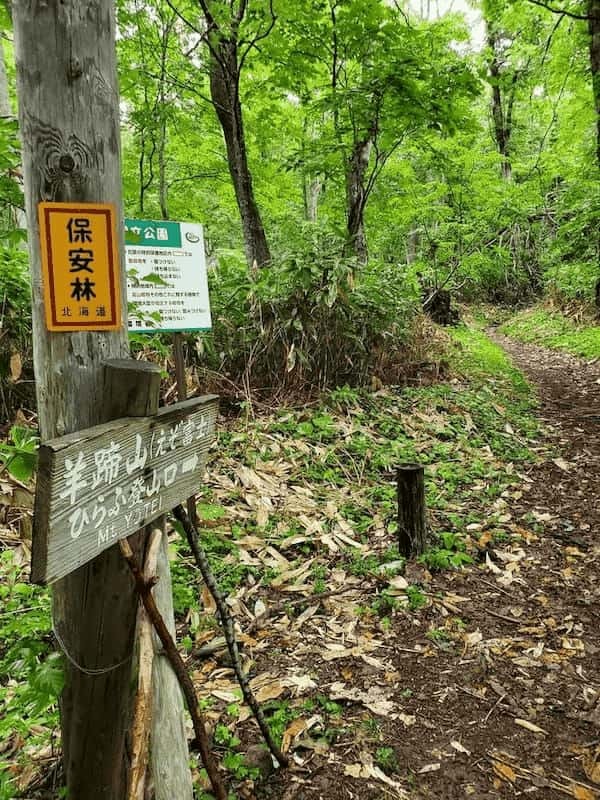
[0,551,57,800]
[500,307,600,359]
[175,324,540,634]
[169,326,541,794]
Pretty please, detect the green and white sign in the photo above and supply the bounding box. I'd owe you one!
[125,218,212,333]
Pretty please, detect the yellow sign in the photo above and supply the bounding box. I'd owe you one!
[38,202,122,331]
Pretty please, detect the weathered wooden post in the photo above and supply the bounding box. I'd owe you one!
[396,463,428,558]
[13,3,143,796]
[103,360,194,800]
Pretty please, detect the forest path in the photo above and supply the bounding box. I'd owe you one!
[395,331,600,800]
[465,329,600,798]
[490,328,600,554]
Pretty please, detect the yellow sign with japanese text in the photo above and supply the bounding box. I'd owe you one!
[38,202,122,331]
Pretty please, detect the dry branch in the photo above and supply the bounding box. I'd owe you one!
[173,504,289,768]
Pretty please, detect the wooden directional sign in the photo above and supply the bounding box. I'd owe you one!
[38,202,122,331]
[32,395,219,584]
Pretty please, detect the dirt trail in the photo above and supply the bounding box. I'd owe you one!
[400,331,600,800]
[423,329,600,799]
[492,330,600,542]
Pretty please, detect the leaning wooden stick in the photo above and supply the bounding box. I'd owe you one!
[128,528,163,800]
[173,504,289,768]
[119,538,228,800]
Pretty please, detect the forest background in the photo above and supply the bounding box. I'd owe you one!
[0,2,599,797]
[0,0,599,410]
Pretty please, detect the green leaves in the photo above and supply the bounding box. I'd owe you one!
[0,426,39,483]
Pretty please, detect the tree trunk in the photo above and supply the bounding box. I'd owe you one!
[345,136,372,263]
[589,0,600,168]
[208,40,270,268]
[486,26,512,180]
[150,527,194,799]
[304,176,322,223]
[13,4,135,798]
[158,114,168,220]
[157,13,173,221]
[406,228,420,264]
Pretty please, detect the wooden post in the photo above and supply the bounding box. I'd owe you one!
[13,5,135,797]
[53,361,163,798]
[104,361,193,800]
[396,463,428,558]
[128,527,162,800]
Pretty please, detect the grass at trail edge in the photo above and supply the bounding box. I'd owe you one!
[500,307,600,360]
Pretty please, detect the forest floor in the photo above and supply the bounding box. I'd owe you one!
[2,322,600,799]
[219,328,600,800]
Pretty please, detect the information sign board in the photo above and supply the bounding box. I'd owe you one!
[38,202,121,331]
[32,395,218,584]
[125,218,211,333]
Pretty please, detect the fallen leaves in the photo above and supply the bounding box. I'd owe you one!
[489,750,600,799]
[9,352,22,382]
[514,718,548,736]
[329,682,397,717]
[582,745,600,785]
[493,760,517,783]
[344,751,409,796]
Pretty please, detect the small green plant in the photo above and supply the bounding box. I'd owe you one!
[375,746,400,775]
[0,425,39,482]
[311,563,327,594]
[418,532,473,571]
[419,547,473,571]
[329,385,361,409]
[0,771,16,800]
[361,716,382,738]
[170,557,199,615]
[426,627,451,644]
[301,698,317,713]
[0,551,58,777]
[262,700,299,745]
[347,551,380,577]
[214,723,259,781]
[197,502,227,522]
[317,695,343,716]
[405,585,427,611]
[371,590,401,617]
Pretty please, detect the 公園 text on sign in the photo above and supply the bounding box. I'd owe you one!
[32,395,218,584]
[38,202,122,331]
[125,218,212,333]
